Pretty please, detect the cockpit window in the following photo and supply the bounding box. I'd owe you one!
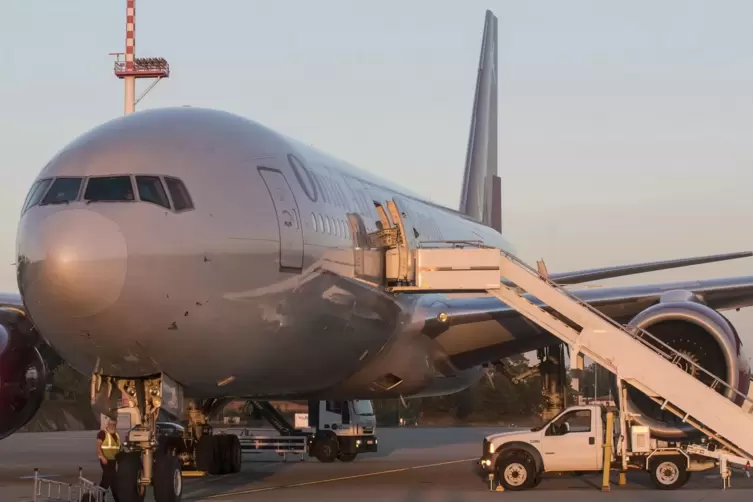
[164,177,193,211]
[41,177,82,205]
[84,176,135,202]
[22,179,53,213]
[136,176,170,209]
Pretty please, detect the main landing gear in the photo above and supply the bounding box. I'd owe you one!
[91,374,242,502]
[189,400,242,475]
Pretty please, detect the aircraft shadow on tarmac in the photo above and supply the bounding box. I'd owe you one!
[367,426,502,458]
[181,453,298,500]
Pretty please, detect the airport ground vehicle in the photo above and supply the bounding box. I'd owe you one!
[238,400,378,463]
[367,241,753,492]
[479,404,752,491]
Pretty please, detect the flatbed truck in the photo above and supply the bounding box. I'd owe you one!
[238,399,378,463]
[479,404,751,491]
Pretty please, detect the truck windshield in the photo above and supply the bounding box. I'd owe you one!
[352,400,374,416]
[530,414,556,432]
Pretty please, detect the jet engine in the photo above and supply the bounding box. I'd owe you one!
[0,309,48,440]
[614,292,751,440]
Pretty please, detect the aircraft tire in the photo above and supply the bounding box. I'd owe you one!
[196,435,222,475]
[153,453,183,502]
[228,435,242,473]
[115,452,146,502]
[217,434,240,474]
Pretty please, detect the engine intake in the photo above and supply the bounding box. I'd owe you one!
[615,298,750,440]
[0,310,48,440]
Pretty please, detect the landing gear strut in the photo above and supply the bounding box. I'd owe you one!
[538,343,568,421]
[191,399,242,475]
[510,344,569,422]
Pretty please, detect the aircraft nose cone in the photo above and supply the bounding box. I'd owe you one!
[18,210,127,319]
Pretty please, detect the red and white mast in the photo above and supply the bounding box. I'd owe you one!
[111,0,169,115]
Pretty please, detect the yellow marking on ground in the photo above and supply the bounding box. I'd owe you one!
[206,457,477,498]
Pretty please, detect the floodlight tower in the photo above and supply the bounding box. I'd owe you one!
[111,0,169,115]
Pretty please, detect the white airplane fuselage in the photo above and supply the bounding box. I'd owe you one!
[16,107,526,400]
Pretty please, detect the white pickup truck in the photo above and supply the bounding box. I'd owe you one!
[479,404,751,491]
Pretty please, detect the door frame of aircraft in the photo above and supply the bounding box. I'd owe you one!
[257,166,304,272]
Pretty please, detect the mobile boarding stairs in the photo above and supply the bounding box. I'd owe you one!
[384,237,753,478]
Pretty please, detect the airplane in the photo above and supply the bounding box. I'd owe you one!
[1,7,753,499]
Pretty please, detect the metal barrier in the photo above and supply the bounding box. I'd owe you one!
[32,468,108,502]
[238,429,308,461]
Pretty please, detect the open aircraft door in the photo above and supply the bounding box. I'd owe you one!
[390,196,420,249]
[258,167,304,271]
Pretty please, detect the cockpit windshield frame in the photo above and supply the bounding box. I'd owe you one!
[21,174,194,214]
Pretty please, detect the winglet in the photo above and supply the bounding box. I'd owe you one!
[459,10,500,232]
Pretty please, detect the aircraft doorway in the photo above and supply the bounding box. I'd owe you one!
[258,167,304,271]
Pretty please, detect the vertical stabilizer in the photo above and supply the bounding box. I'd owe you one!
[459,10,501,232]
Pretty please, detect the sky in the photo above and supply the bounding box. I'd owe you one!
[2,1,753,344]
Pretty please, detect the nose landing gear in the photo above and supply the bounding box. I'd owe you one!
[91,373,189,502]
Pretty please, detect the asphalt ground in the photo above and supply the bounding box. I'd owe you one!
[1,427,751,501]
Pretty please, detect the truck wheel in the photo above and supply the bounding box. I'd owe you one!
[314,436,339,463]
[496,452,535,491]
[649,457,688,490]
[338,453,357,462]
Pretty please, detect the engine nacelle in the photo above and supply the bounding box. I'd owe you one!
[616,294,750,440]
[0,309,48,440]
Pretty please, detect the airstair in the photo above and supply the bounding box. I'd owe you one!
[247,401,298,435]
[385,235,753,461]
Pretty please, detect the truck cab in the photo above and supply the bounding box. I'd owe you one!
[305,400,378,462]
[480,405,609,490]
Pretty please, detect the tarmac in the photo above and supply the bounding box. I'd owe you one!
[1,426,752,501]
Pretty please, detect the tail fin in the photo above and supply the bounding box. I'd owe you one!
[459,10,501,233]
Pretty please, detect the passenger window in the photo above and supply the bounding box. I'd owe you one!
[22,179,53,213]
[84,176,134,202]
[323,215,330,234]
[41,177,82,205]
[164,177,193,211]
[135,176,170,209]
[311,213,318,232]
[317,214,325,233]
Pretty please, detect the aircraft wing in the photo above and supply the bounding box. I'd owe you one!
[0,291,23,310]
[545,251,753,285]
[426,274,753,370]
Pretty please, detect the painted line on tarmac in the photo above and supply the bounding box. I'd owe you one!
[206,457,477,498]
